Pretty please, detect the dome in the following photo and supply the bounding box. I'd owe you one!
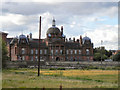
[83,36,91,42]
[47,18,60,35]
[19,34,27,39]
[47,26,60,34]
[18,34,29,43]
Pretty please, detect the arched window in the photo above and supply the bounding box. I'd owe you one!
[86,49,89,55]
[21,48,25,54]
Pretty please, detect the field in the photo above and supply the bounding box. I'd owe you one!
[2,68,118,88]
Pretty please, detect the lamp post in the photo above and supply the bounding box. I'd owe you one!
[101,40,103,64]
[38,16,41,76]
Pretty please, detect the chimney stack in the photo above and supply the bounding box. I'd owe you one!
[29,33,32,39]
[61,26,63,35]
[80,35,82,45]
[77,39,79,43]
[69,38,71,41]
[73,37,75,42]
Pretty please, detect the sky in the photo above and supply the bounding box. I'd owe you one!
[0,0,119,50]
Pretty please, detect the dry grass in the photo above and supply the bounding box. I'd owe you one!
[2,68,118,88]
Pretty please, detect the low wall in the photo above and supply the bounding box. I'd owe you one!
[5,60,45,68]
[4,60,120,69]
[43,61,120,69]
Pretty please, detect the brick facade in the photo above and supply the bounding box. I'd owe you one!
[6,19,94,61]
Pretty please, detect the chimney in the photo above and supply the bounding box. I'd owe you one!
[69,38,71,41]
[29,33,32,39]
[77,39,79,43]
[73,37,75,42]
[61,26,63,35]
[27,35,29,39]
[66,38,68,42]
[80,35,82,45]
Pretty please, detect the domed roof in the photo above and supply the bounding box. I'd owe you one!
[18,34,29,43]
[19,34,27,39]
[47,26,60,34]
[83,36,91,42]
[47,19,60,35]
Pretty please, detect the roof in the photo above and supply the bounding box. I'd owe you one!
[65,42,81,49]
[29,41,47,48]
[47,26,60,34]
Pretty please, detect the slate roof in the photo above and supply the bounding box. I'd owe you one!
[65,42,81,49]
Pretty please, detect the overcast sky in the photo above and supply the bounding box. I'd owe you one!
[0,1,118,50]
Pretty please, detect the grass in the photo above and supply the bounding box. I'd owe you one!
[2,68,118,88]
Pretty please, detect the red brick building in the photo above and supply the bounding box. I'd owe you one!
[7,19,94,61]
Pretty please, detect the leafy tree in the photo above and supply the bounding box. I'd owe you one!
[93,47,108,61]
[113,51,120,61]
[0,38,8,68]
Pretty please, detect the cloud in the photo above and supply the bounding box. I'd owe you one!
[0,2,118,50]
[82,25,118,50]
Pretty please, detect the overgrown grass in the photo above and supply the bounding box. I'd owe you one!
[2,68,118,88]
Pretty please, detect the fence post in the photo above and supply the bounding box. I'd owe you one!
[60,84,62,90]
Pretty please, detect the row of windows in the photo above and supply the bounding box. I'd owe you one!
[21,48,47,55]
[20,56,90,61]
[21,48,90,55]
[66,50,81,54]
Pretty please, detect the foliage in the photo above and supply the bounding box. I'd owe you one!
[93,47,112,61]
[0,38,8,68]
[113,51,120,61]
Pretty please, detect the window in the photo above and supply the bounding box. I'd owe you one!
[35,56,38,61]
[66,50,69,54]
[35,49,38,54]
[22,40,25,43]
[51,50,53,54]
[75,50,77,54]
[31,49,33,54]
[79,50,81,54]
[86,49,89,55]
[31,56,33,61]
[60,50,63,54]
[44,49,47,54]
[71,50,73,54]
[55,50,58,54]
[21,48,25,54]
[22,56,25,60]
[40,50,42,54]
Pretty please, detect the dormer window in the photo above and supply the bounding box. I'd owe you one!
[21,48,25,54]
[86,49,89,55]
[48,34,51,37]
[22,40,25,43]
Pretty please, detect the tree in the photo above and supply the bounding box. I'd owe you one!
[93,47,108,61]
[0,38,8,68]
[113,51,120,61]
